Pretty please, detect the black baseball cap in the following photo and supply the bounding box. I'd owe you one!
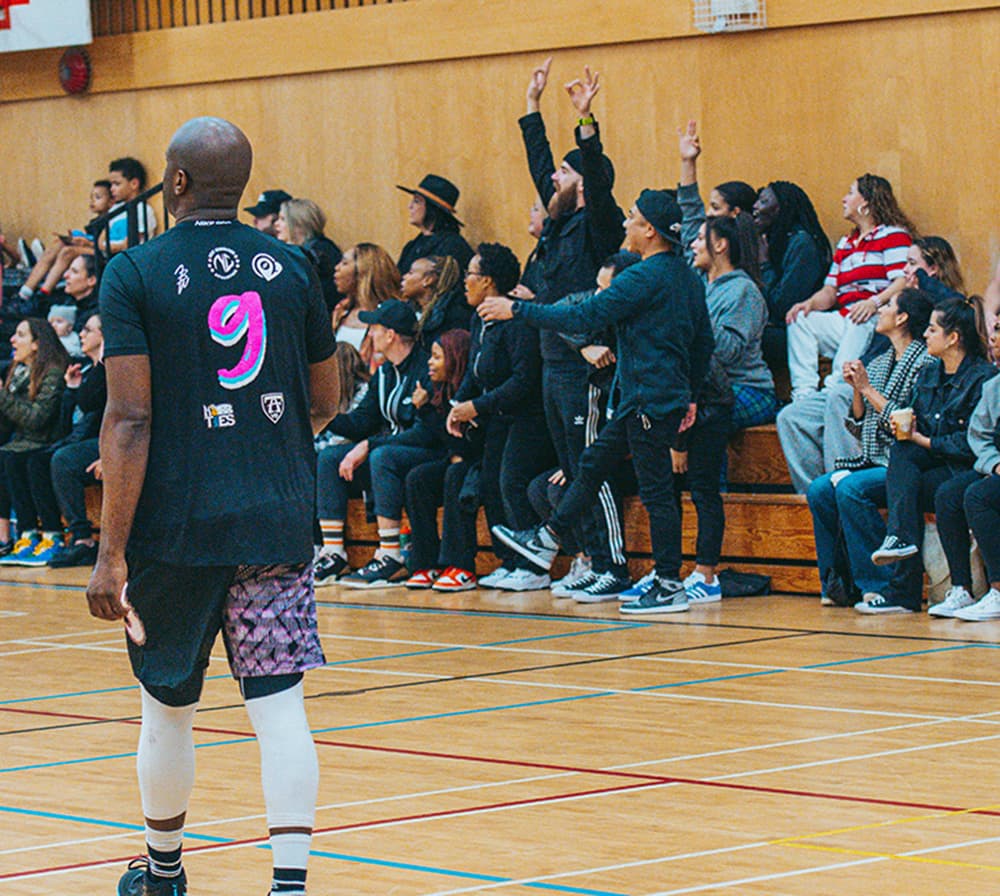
[358,299,418,337]
[244,189,292,217]
[635,189,683,245]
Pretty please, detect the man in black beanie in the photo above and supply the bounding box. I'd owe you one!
[506,57,630,599]
[480,190,715,614]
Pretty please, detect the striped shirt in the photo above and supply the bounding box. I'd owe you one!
[825,224,912,316]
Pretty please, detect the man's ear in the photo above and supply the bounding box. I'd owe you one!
[172,169,188,197]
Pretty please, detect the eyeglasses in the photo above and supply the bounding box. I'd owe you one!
[465,270,486,279]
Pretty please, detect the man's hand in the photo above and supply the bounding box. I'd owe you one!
[86,458,103,481]
[678,402,698,433]
[678,119,701,162]
[786,300,811,324]
[339,440,369,481]
[87,553,129,622]
[509,284,535,301]
[446,401,478,437]
[65,363,83,389]
[565,66,600,117]
[527,57,552,113]
[847,298,878,324]
[671,449,689,475]
[548,468,567,486]
[479,296,515,321]
[580,345,616,368]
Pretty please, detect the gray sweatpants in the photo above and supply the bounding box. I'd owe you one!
[776,383,859,494]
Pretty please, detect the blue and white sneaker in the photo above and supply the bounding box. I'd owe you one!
[618,570,655,602]
[620,578,689,615]
[18,532,65,567]
[0,531,40,566]
[683,570,722,604]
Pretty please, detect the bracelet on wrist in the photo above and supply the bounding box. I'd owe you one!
[577,115,596,127]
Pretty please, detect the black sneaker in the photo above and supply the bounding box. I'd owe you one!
[573,571,633,603]
[118,857,187,896]
[48,540,98,568]
[314,551,348,587]
[491,524,559,570]
[870,535,918,566]
[340,554,408,589]
[619,578,689,615]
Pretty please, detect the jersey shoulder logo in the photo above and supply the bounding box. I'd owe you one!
[207,247,240,280]
[252,253,283,282]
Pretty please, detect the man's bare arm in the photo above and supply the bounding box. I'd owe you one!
[309,353,341,436]
[86,355,152,621]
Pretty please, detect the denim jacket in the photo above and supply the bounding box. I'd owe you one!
[911,354,997,469]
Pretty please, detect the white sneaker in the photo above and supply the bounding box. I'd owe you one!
[953,588,1000,621]
[551,556,592,596]
[479,566,514,588]
[495,568,551,592]
[928,585,975,618]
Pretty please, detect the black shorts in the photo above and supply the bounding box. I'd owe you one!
[124,555,325,706]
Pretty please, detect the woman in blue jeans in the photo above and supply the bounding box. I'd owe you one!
[806,288,934,605]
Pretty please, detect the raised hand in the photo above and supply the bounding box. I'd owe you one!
[65,363,83,388]
[678,119,701,162]
[527,57,552,112]
[565,65,600,117]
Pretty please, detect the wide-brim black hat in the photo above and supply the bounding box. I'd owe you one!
[396,174,464,227]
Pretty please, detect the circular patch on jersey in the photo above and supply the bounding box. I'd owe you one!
[207,247,240,280]
[252,253,283,282]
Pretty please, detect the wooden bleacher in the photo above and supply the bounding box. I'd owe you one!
[84,423,819,595]
[340,423,821,596]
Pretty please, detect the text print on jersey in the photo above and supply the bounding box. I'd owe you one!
[208,291,268,390]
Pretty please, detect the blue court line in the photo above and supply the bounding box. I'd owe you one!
[3,643,984,775]
[2,623,639,704]
[804,643,981,668]
[316,599,648,626]
[0,804,629,895]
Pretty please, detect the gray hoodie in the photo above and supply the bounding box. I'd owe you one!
[705,268,774,392]
[967,372,1000,475]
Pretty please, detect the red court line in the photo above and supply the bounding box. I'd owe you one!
[0,779,663,881]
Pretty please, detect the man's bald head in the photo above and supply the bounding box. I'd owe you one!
[163,117,253,220]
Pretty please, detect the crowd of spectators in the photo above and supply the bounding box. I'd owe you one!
[3,61,1000,621]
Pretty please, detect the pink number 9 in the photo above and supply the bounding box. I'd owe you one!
[208,291,268,390]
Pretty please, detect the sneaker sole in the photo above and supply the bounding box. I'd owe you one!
[871,548,918,566]
[687,594,722,604]
[491,528,556,571]
[854,605,914,614]
[573,592,623,604]
[431,582,477,592]
[620,601,689,615]
[495,581,551,592]
[339,577,408,590]
[927,605,963,618]
[954,611,1000,621]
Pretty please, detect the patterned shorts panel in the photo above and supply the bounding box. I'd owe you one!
[223,562,326,678]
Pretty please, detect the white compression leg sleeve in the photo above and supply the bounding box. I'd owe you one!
[244,681,318,875]
[136,686,197,850]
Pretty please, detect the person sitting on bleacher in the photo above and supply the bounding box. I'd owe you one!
[0,319,69,565]
[864,297,995,613]
[785,174,914,401]
[752,180,832,381]
[105,157,158,254]
[902,235,965,305]
[340,329,470,591]
[313,300,428,587]
[46,313,107,568]
[275,197,343,315]
[56,254,100,336]
[676,119,757,260]
[690,212,776,433]
[806,288,933,607]
[16,179,112,307]
[396,174,473,276]
[927,316,1000,619]
[331,242,401,361]
[401,255,471,351]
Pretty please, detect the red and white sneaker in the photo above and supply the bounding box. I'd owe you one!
[432,567,477,592]
[406,568,442,589]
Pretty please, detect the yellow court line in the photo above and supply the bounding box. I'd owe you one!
[783,841,1000,873]
[770,802,1000,846]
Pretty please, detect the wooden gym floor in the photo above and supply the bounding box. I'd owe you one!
[1,566,998,895]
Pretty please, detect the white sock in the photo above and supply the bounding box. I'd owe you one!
[245,681,317,890]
